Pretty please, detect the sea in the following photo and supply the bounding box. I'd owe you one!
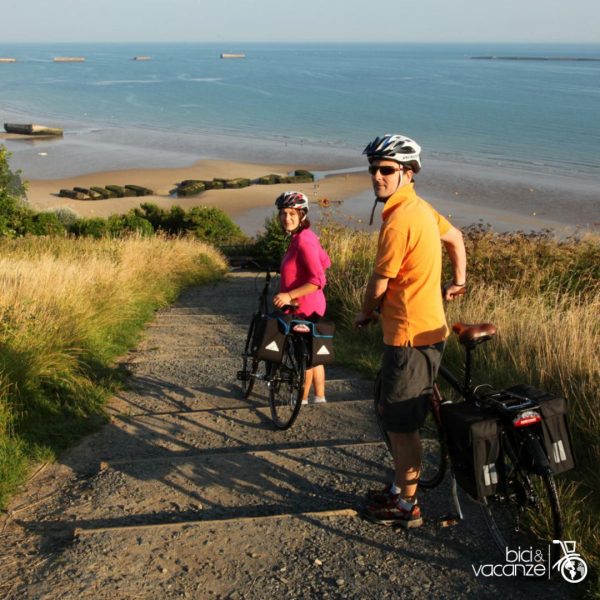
[0,43,600,173]
[1,42,599,178]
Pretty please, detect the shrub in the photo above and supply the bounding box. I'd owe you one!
[253,212,288,266]
[0,145,30,237]
[69,217,109,238]
[19,211,66,236]
[184,206,245,244]
[52,207,79,228]
[107,214,154,237]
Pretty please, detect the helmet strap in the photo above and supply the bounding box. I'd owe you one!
[369,198,381,226]
[369,170,403,226]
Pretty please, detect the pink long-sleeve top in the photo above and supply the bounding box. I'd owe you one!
[279,227,331,318]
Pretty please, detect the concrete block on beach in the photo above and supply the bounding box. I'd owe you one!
[207,179,225,190]
[105,185,127,198]
[90,186,115,199]
[124,185,153,197]
[294,169,315,182]
[257,174,284,185]
[177,180,206,197]
[4,123,63,136]
[224,178,251,189]
[59,189,86,200]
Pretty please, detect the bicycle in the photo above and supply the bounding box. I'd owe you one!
[237,268,313,430]
[237,266,274,401]
[373,321,565,561]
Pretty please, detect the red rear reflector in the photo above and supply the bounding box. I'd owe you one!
[513,410,542,428]
[292,324,311,333]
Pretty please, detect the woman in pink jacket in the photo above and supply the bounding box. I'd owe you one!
[272,191,331,404]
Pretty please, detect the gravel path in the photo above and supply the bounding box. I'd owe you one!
[0,272,571,599]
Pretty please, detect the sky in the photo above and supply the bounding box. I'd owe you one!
[2,0,599,44]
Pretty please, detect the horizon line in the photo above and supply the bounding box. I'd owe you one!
[2,40,600,45]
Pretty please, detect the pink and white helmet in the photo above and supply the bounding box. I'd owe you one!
[275,191,309,212]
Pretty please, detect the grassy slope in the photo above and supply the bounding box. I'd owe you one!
[0,235,227,509]
[322,224,599,595]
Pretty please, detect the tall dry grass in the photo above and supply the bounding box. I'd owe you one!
[321,224,600,591]
[0,234,227,507]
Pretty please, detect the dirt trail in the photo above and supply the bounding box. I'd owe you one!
[0,272,568,599]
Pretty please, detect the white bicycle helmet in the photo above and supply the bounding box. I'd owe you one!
[275,191,309,212]
[363,134,422,173]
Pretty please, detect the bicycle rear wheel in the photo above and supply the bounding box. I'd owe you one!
[373,372,447,488]
[269,337,306,430]
[240,315,260,399]
[480,444,563,563]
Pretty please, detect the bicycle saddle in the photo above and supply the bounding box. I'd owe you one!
[452,322,497,346]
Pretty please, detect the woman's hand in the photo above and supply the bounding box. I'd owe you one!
[273,291,295,309]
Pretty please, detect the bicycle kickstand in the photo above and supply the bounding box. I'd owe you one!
[438,473,464,528]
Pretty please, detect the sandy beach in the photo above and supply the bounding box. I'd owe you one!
[21,159,370,234]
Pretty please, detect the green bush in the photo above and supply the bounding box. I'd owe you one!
[69,217,109,239]
[184,206,245,244]
[52,207,79,228]
[0,146,30,237]
[253,212,288,266]
[19,211,66,236]
[107,214,154,236]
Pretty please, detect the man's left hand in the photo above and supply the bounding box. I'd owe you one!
[443,282,467,301]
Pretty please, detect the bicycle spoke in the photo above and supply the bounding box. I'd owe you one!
[481,457,563,564]
[373,373,446,488]
[269,338,305,430]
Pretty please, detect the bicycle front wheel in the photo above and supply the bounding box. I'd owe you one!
[269,337,306,430]
[480,453,563,562]
[373,373,447,488]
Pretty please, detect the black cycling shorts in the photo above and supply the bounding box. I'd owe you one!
[377,342,444,433]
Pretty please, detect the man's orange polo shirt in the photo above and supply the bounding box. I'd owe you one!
[374,183,452,347]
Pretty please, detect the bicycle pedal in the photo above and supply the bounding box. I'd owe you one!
[437,513,461,528]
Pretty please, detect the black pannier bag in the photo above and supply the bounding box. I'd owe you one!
[251,312,291,363]
[308,317,335,367]
[505,384,575,474]
[440,401,501,500]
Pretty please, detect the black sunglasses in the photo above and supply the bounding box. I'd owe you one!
[368,165,402,176]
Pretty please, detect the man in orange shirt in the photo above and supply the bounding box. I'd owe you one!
[355,134,466,528]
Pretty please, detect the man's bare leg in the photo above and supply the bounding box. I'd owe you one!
[389,430,422,502]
